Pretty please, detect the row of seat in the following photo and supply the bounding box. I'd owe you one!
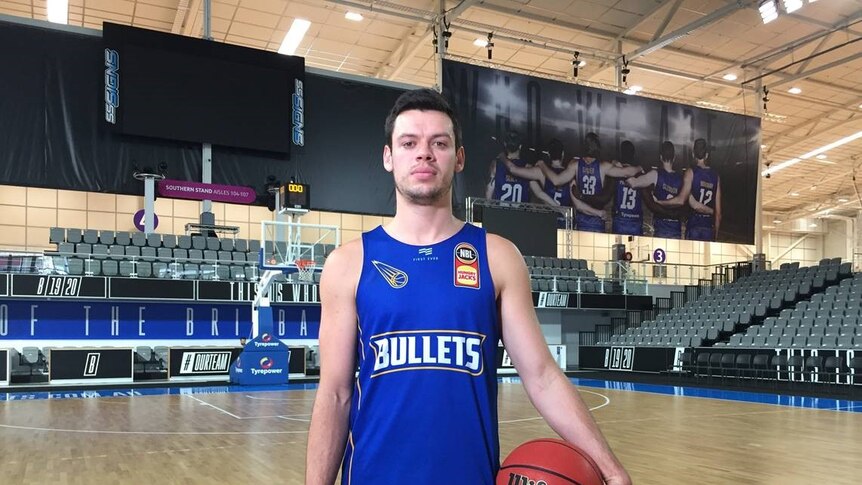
[524,256,590,270]
[720,335,861,349]
[51,227,261,253]
[681,352,862,384]
[51,257,259,280]
[530,278,603,294]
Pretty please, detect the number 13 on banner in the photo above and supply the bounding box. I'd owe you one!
[653,248,666,264]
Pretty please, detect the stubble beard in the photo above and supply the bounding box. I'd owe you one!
[395,172,454,206]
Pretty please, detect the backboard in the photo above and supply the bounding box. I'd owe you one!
[259,220,340,279]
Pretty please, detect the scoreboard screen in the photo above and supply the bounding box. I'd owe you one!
[280,182,310,212]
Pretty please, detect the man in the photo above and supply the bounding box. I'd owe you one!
[625,141,688,239]
[537,133,641,233]
[685,139,721,241]
[611,141,644,236]
[485,130,531,202]
[528,138,572,207]
[305,89,630,485]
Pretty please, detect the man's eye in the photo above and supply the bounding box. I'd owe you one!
[434,141,448,148]
[402,141,415,148]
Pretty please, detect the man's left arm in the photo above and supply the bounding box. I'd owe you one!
[488,235,630,485]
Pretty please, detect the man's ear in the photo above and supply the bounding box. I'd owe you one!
[455,146,465,173]
[383,145,393,172]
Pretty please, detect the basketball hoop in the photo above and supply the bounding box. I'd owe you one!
[294,259,315,282]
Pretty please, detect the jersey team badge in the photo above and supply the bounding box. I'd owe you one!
[453,242,480,289]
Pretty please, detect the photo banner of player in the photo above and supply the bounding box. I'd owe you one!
[443,60,760,245]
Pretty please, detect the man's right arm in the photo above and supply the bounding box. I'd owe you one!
[305,242,361,485]
[485,160,497,199]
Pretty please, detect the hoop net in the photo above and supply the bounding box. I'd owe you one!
[294,258,315,282]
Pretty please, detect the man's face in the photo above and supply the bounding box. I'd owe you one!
[383,109,464,205]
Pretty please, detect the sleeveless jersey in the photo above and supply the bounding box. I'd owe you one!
[686,166,719,241]
[653,168,682,239]
[543,165,573,207]
[612,178,643,236]
[492,158,531,203]
[575,158,605,233]
[344,224,500,485]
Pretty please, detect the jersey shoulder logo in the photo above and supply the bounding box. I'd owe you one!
[371,260,408,289]
[453,242,480,289]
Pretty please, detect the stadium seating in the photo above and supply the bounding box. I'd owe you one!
[39,226,338,283]
[523,255,605,294]
[599,260,847,348]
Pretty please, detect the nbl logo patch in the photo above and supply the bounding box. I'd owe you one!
[453,242,480,289]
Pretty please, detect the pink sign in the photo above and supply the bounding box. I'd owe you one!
[158,179,256,204]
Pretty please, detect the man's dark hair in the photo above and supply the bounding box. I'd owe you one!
[547,138,565,161]
[503,131,522,154]
[693,138,710,161]
[660,141,675,163]
[384,88,462,149]
[585,132,601,158]
[620,140,636,166]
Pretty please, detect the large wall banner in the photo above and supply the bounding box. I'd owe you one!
[443,60,760,245]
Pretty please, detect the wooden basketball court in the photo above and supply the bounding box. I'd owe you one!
[1,379,859,484]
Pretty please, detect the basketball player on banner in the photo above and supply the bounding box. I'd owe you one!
[485,131,532,203]
[305,89,630,485]
[625,141,688,239]
[685,138,721,241]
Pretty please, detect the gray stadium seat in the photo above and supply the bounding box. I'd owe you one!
[206,237,220,251]
[66,228,83,243]
[99,230,115,245]
[92,244,109,260]
[115,231,131,246]
[192,236,206,250]
[102,260,118,276]
[234,239,248,252]
[109,245,125,260]
[141,247,157,262]
[215,265,229,280]
[162,234,177,249]
[137,262,153,278]
[49,227,64,244]
[248,240,261,253]
[82,229,99,244]
[146,233,162,247]
[221,239,235,251]
[231,266,245,280]
[131,232,146,247]
[58,242,74,255]
[177,235,192,249]
[68,258,84,275]
[119,260,135,277]
[84,259,101,276]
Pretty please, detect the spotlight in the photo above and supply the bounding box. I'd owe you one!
[572,51,580,78]
[620,57,630,85]
[762,86,770,111]
[782,0,803,13]
[486,32,494,60]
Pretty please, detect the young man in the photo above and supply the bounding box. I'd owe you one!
[685,139,721,241]
[528,138,573,207]
[625,141,688,239]
[485,130,532,203]
[305,89,630,485]
[537,133,640,233]
[611,141,644,236]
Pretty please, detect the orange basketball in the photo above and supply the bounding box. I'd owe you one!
[496,438,603,485]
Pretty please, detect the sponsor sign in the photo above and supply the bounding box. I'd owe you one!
[537,292,569,308]
[158,179,256,204]
[604,346,635,371]
[11,275,106,299]
[49,348,133,381]
[453,242,480,289]
[0,301,319,340]
[169,347,241,378]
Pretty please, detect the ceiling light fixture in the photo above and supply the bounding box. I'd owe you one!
[278,19,311,56]
[788,87,802,94]
[473,38,488,48]
[790,192,799,196]
[722,73,738,81]
[761,130,862,176]
[345,11,363,22]
[47,0,68,24]
[783,0,804,13]
[759,0,779,24]
[816,154,827,159]
[838,198,849,202]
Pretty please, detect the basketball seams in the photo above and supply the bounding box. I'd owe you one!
[498,464,583,485]
[529,438,603,478]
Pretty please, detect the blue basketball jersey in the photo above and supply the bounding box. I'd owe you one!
[653,168,682,238]
[686,166,719,241]
[612,179,643,236]
[492,158,531,203]
[344,224,500,485]
[543,165,573,207]
[575,158,605,233]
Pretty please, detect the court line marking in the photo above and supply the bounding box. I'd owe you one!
[245,394,315,402]
[499,389,610,424]
[573,379,862,414]
[186,395,244,419]
[0,423,309,435]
